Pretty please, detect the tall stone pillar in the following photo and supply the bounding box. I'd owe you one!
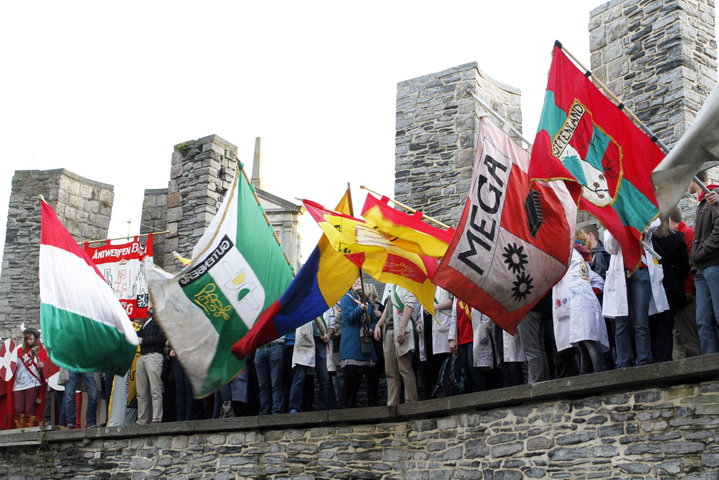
[163,135,237,272]
[395,63,522,225]
[0,169,113,339]
[140,188,169,269]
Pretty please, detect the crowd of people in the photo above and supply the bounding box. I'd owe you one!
[5,173,719,429]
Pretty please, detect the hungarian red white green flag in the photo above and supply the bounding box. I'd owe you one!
[84,235,153,320]
[434,116,576,334]
[145,164,294,398]
[39,199,139,376]
[530,44,664,270]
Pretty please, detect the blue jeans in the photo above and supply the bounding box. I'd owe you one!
[254,343,284,414]
[289,340,336,412]
[695,265,719,354]
[615,268,652,368]
[65,372,98,428]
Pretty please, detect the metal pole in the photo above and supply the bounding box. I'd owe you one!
[465,89,533,149]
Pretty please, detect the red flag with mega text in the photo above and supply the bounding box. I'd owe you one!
[433,117,576,334]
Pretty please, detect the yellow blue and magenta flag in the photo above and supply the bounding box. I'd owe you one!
[145,163,294,397]
[361,193,455,258]
[303,198,437,314]
[231,188,359,360]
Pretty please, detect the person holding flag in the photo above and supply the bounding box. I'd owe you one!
[602,219,669,368]
[373,284,421,406]
[339,278,380,408]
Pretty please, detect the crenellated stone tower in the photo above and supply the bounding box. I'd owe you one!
[394,63,522,225]
[0,170,113,339]
[141,135,303,273]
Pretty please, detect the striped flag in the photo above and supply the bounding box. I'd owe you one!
[231,188,358,360]
[303,199,437,314]
[145,163,294,397]
[39,199,139,376]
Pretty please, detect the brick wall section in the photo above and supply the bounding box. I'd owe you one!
[140,188,168,269]
[1,356,717,479]
[163,135,237,271]
[395,63,522,226]
[0,169,112,339]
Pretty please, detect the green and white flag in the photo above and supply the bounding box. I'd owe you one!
[39,199,139,376]
[145,163,294,397]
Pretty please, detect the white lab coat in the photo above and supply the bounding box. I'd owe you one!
[553,250,609,351]
[602,222,669,318]
[291,322,315,368]
[431,286,455,356]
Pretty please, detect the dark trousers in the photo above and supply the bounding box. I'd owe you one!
[341,364,379,408]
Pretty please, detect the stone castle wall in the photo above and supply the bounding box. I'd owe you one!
[589,0,717,147]
[1,356,717,479]
[394,63,522,225]
[0,169,113,339]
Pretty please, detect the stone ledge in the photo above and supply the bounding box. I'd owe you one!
[1,354,717,447]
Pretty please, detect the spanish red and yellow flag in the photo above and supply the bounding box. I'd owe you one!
[361,193,455,258]
[303,199,437,314]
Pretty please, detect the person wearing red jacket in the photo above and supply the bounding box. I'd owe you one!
[5,328,48,428]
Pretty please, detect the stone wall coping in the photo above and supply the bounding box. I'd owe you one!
[14,168,114,191]
[173,134,237,152]
[397,61,520,95]
[0,353,716,448]
[590,0,622,17]
[143,188,169,195]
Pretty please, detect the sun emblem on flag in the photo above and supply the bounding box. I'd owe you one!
[511,271,534,302]
[502,243,528,275]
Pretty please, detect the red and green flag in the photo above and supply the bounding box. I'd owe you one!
[529,44,664,270]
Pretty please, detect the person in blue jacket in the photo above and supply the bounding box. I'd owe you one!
[339,277,379,408]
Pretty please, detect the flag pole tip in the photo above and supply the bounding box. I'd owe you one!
[360,184,366,190]
[554,40,563,49]
[38,195,46,203]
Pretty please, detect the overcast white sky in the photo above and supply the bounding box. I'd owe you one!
[0,1,615,270]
